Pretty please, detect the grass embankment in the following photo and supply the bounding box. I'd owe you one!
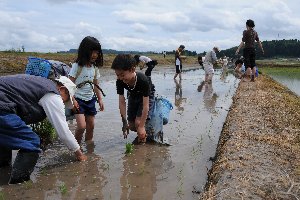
[260,67,300,79]
[0,52,199,74]
[257,58,300,68]
[201,75,300,199]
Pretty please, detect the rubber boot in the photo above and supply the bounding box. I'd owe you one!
[9,151,39,184]
[0,147,12,168]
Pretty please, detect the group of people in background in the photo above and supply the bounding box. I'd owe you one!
[195,19,264,83]
[0,18,264,185]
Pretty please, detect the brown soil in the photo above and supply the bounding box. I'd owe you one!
[200,75,300,199]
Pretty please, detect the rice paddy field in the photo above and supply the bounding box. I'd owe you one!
[0,52,299,199]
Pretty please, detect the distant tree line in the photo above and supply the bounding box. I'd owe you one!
[164,50,197,56]
[53,39,300,58]
[216,39,300,59]
[3,46,25,53]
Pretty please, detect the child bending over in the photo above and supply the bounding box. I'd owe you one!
[111,54,152,143]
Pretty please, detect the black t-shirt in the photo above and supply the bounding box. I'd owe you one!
[242,29,259,49]
[116,72,150,97]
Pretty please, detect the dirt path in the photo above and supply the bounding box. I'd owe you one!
[201,75,300,199]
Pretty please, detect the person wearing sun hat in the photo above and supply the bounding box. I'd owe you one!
[0,74,87,185]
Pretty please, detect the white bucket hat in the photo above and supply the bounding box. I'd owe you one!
[55,76,77,109]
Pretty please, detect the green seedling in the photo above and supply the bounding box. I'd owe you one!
[30,118,56,150]
[125,143,134,155]
[59,183,67,195]
[23,180,33,189]
[0,191,5,200]
[40,167,47,176]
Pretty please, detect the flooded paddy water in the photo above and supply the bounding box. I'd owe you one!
[260,67,300,96]
[0,67,239,200]
[265,74,300,96]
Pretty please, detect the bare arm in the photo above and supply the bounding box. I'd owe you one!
[69,76,75,82]
[119,95,126,119]
[258,41,264,54]
[235,41,244,55]
[93,79,104,111]
[119,95,129,138]
[68,76,79,111]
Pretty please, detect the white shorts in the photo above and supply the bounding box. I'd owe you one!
[203,62,214,75]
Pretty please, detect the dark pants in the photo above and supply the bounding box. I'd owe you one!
[0,113,40,184]
[145,60,157,77]
[0,114,41,153]
[175,65,182,73]
[243,48,256,69]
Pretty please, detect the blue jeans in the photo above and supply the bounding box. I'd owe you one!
[0,113,41,153]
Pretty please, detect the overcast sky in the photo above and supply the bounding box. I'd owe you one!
[1,0,300,53]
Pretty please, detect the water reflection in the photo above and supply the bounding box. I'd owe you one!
[198,81,218,113]
[1,142,108,199]
[268,75,300,96]
[120,145,171,200]
[42,143,107,200]
[220,68,229,83]
[174,79,186,111]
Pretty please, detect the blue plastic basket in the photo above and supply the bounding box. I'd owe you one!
[159,98,173,125]
[25,57,52,78]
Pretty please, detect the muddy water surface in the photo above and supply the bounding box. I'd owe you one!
[0,68,239,200]
[267,75,300,96]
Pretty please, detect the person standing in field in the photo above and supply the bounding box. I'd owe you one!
[203,47,219,83]
[174,45,185,80]
[222,56,228,71]
[235,19,264,82]
[69,36,105,144]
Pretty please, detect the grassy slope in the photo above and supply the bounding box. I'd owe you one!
[257,59,300,68]
[260,67,300,78]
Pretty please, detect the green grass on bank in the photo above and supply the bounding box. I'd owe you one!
[260,67,300,79]
[257,58,300,68]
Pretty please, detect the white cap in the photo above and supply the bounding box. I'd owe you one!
[55,76,77,109]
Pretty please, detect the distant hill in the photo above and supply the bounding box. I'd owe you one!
[216,39,300,59]
[58,48,160,55]
[58,48,198,56]
[58,39,300,59]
